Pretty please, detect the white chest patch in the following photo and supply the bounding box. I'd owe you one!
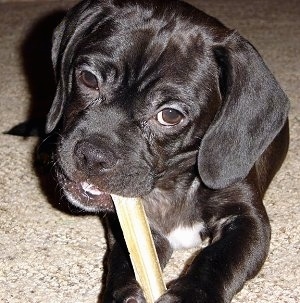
[167,223,205,250]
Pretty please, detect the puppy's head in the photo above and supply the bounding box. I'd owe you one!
[47,0,289,212]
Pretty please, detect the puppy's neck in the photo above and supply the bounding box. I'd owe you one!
[142,177,201,236]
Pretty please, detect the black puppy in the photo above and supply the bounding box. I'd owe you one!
[46,0,290,302]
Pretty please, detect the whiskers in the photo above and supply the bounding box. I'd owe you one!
[35,132,59,173]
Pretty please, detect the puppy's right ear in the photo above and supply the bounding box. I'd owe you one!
[46,82,65,133]
[46,19,67,134]
[46,1,115,133]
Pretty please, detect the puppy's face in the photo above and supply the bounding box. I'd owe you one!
[47,0,289,212]
[54,8,222,211]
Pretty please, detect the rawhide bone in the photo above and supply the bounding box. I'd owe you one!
[111,195,166,303]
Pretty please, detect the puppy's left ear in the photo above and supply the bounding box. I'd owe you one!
[198,33,289,189]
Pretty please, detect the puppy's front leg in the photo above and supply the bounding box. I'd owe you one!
[157,198,271,303]
[103,219,172,303]
[103,240,146,303]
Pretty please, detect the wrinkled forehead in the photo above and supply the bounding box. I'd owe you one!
[74,12,210,86]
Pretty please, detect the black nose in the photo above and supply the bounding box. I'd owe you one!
[74,139,118,174]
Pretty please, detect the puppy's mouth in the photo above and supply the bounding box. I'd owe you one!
[60,175,115,212]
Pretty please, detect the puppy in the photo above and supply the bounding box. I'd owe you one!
[46,0,290,302]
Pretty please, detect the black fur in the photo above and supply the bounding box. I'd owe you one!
[46,1,289,302]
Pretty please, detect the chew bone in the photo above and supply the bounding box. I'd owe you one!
[111,194,166,303]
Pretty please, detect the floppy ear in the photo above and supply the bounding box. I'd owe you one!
[197,33,289,189]
[46,12,81,133]
[45,19,67,134]
[46,0,105,133]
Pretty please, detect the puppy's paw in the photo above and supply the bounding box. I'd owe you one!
[155,292,181,303]
[156,292,212,303]
[156,291,220,303]
[103,282,146,303]
[155,276,223,303]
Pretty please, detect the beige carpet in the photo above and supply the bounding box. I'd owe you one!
[0,0,299,302]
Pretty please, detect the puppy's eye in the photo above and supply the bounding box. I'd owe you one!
[80,70,98,90]
[157,108,184,126]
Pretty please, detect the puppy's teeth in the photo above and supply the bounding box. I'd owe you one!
[81,182,102,195]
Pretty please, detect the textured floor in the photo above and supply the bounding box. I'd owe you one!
[0,0,299,302]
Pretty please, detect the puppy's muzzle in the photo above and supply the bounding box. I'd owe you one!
[74,138,118,175]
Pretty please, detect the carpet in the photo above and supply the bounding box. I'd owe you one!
[0,0,299,302]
